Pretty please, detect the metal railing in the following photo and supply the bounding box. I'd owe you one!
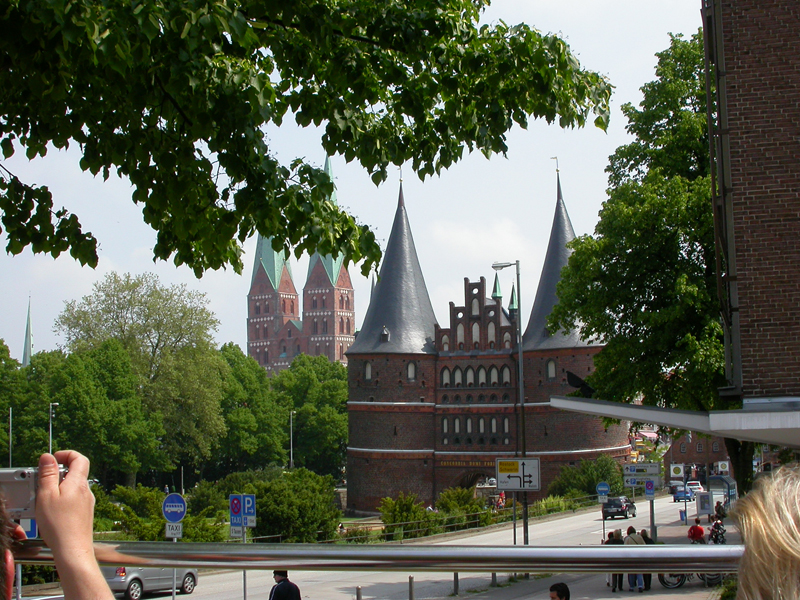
[15,540,743,574]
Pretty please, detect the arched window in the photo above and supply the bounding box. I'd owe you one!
[340,317,344,333]
[501,366,511,385]
[280,342,287,357]
[290,299,294,313]
[322,319,328,334]
[441,335,450,351]
[339,296,344,309]
[313,297,318,309]
[490,366,499,386]
[502,393,510,403]
[456,323,465,345]
[466,418,473,434]
[339,344,343,359]
[288,327,292,338]
[315,343,320,355]
[454,418,461,434]
[441,394,449,403]
[546,359,557,380]
[465,367,475,387]
[697,442,704,453]
[255,303,261,315]
[264,349,269,364]
[407,362,416,381]
[712,442,720,452]
[491,418,497,433]
[503,417,510,433]
[322,297,326,309]
[503,332,512,348]
[441,367,451,387]
[254,324,259,340]
[282,299,286,312]
[265,302,269,313]
[487,322,495,346]
[472,322,480,348]
[471,298,480,316]
[296,344,301,356]
[346,319,351,334]
[442,417,449,434]
[453,367,463,387]
[680,443,687,453]
[479,418,485,434]
[478,367,486,386]
[313,319,318,334]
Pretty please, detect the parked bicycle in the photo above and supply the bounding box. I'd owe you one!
[658,572,723,588]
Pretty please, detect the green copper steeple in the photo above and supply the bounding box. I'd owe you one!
[307,156,345,286]
[251,236,292,289]
[508,283,518,312]
[491,273,502,300]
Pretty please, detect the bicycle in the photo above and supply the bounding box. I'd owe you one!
[658,572,723,588]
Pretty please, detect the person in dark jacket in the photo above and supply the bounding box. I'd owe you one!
[269,571,301,600]
[640,529,656,590]
[606,529,625,592]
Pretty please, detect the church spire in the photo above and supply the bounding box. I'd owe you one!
[251,235,293,289]
[307,155,345,285]
[348,183,437,354]
[522,172,590,350]
[508,284,518,312]
[491,273,502,301]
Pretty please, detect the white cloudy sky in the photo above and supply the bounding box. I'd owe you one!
[1,2,702,361]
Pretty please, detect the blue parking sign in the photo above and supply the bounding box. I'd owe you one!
[242,494,256,527]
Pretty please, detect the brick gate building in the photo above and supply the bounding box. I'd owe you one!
[346,177,631,512]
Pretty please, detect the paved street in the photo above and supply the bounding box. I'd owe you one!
[180,494,737,600]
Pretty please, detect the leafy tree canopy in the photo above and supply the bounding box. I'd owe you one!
[547,454,624,498]
[0,0,611,276]
[549,32,755,491]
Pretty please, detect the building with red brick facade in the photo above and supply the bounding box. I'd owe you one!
[246,157,355,373]
[346,178,631,512]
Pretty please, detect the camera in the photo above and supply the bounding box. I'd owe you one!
[0,467,68,519]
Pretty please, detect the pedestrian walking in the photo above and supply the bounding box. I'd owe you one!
[624,526,645,592]
[607,529,625,592]
[269,570,301,600]
[640,529,655,590]
[604,531,614,587]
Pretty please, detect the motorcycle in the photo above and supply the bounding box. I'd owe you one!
[709,520,727,545]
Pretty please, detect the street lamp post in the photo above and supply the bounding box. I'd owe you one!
[49,403,59,455]
[290,410,297,469]
[493,261,529,546]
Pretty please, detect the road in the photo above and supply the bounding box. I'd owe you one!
[176,495,717,600]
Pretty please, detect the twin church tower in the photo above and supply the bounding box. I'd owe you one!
[247,158,630,511]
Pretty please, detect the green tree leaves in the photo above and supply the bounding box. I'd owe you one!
[1,0,611,276]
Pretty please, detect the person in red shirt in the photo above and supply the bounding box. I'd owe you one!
[687,517,706,543]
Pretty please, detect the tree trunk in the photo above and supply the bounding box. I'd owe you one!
[724,438,755,494]
[124,471,137,488]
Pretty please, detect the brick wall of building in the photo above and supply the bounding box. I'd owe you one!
[722,1,800,398]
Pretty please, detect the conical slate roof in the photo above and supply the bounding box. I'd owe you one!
[307,156,345,286]
[522,174,591,351]
[347,185,438,355]
[251,235,292,289]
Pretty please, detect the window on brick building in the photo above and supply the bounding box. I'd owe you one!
[265,302,269,313]
[442,394,449,403]
[457,323,465,346]
[503,417,509,433]
[502,393,510,403]
[478,394,485,402]
[466,418,473,434]
[478,367,486,386]
[346,319,351,334]
[297,344,301,356]
[290,300,294,313]
[339,344,343,359]
[313,319,318,334]
[487,322,496,347]
[466,394,473,403]
[479,418,485,434]
[323,319,328,334]
[443,437,448,445]
[471,298,480,316]
[490,394,498,402]
[265,350,269,363]
[313,297,318,309]
[340,317,344,333]
[407,362,416,381]
[712,442,720,452]
[280,343,287,357]
[454,394,461,403]
[255,303,260,315]
[680,443,686,453]
[503,332,512,348]
[454,368,463,387]
[472,322,480,348]
[697,442,703,453]
[441,367,451,387]
[441,335,450,351]
[282,299,286,312]
[454,418,461,434]
[502,366,511,386]
[322,297,326,309]
[315,343,320,355]
[503,437,510,445]
[491,418,497,433]
[466,367,475,387]
[339,296,344,309]
[490,366,499,386]
[288,328,292,338]
[364,362,372,380]
[442,417,449,434]
[546,359,557,380]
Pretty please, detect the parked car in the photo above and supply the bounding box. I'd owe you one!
[602,496,637,520]
[101,566,198,600]
[686,480,705,493]
[673,488,696,502]
[668,480,684,494]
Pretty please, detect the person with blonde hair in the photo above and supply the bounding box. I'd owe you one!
[733,466,800,600]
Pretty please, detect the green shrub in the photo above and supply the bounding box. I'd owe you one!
[110,484,164,518]
[187,479,226,514]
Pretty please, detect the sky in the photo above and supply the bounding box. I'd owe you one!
[0,2,703,361]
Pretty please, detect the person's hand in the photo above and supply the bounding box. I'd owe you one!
[36,451,95,561]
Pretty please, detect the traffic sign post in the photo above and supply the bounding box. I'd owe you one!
[229,494,243,533]
[495,458,540,491]
[624,476,661,488]
[242,494,256,528]
[162,494,186,600]
[623,463,660,476]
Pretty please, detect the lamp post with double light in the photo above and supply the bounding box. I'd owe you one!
[492,260,529,546]
[49,402,59,455]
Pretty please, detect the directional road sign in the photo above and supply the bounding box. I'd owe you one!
[229,494,243,527]
[495,458,540,491]
[623,463,660,476]
[242,494,256,528]
[624,476,661,488]
[162,494,187,523]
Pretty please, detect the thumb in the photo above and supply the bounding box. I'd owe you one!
[37,453,61,495]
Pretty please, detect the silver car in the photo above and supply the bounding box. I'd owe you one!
[101,566,198,600]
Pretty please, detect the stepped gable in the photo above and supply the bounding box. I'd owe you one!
[307,156,346,286]
[523,173,591,351]
[251,235,292,289]
[347,184,438,354]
